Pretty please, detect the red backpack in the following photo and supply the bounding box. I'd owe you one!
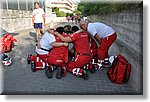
[107,54,131,84]
[0,34,17,53]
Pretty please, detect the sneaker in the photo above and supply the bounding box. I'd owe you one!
[89,64,96,74]
[97,62,104,70]
[82,70,89,80]
[31,61,36,72]
[103,58,111,68]
[27,54,32,64]
[61,67,66,77]
[45,65,52,78]
[56,67,62,79]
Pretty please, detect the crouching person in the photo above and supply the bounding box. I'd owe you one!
[52,26,92,80]
[27,29,68,75]
[46,27,68,79]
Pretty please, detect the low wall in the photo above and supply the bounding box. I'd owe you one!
[88,8,143,94]
[0,9,66,34]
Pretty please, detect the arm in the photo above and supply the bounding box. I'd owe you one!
[94,34,102,45]
[74,29,84,34]
[51,42,68,47]
[32,15,35,26]
[55,33,72,42]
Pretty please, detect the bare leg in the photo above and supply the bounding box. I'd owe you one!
[40,28,44,35]
[35,29,39,41]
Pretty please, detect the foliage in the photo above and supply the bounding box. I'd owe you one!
[66,13,73,17]
[57,11,66,17]
[52,7,66,17]
[77,1,142,16]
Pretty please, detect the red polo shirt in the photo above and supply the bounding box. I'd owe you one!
[69,32,91,54]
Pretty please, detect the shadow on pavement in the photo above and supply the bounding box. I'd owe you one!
[0,28,19,36]
[29,32,36,40]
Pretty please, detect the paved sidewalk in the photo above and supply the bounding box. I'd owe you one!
[1,21,138,95]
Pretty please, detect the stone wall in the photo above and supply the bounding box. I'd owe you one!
[88,9,143,94]
[0,9,66,34]
[0,9,32,33]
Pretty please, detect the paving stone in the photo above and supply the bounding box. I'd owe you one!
[1,21,139,95]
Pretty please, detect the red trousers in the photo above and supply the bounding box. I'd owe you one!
[47,56,67,67]
[47,55,67,76]
[98,32,117,60]
[30,53,48,70]
[67,55,92,77]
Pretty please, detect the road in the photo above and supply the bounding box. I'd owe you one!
[1,20,137,95]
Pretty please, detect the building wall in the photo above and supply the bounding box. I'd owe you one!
[51,0,77,13]
[88,9,143,94]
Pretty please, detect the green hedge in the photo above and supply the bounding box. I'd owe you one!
[57,11,66,17]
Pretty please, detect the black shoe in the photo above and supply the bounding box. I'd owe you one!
[56,67,62,79]
[82,70,89,80]
[103,58,111,68]
[31,61,36,72]
[45,65,52,78]
[35,39,38,42]
[102,62,111,68]
[27,54,32,64]
[90,64,96,74]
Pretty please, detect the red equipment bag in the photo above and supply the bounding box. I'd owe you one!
[0,34,17,53]
[107,54,131,84]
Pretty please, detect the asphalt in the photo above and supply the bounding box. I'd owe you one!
[1,20,138,95]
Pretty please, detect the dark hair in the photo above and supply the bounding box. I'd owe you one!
[72,26,79,32]
[34,2,40,5]
[64,25,71,29]
[64,25,72,34]
[56,27,64,34]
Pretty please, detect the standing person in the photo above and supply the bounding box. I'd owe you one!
[32,2,46,42]
[79,21,117,69]
[52,26,92,80]
[77,15,81,23]
[74,14,78,24]
[71,15,74,24]
[67,16,71,25]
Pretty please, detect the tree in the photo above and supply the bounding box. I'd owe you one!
[77,2,142,16]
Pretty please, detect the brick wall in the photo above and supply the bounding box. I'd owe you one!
[88,9,143,94]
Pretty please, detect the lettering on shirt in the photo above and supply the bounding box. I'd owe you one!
[80,35,88,37]
[56,60,63,62]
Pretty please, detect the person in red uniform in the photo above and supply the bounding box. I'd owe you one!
[46,27,68,79]
[27,28,68,74]
[80,21,117,69]
[87,36,99,71]
[52,26,92,80]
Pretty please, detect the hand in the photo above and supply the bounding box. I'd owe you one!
[54,32,59,35]
[63,43,68,46]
